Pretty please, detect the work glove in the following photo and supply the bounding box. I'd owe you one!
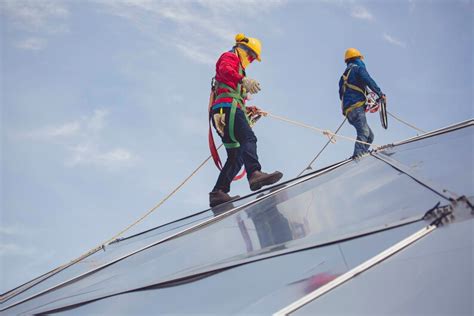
[246,105,268,116]
[242,77,261,94]
[246,105,260,115]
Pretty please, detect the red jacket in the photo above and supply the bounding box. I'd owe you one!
[213,51,245,106]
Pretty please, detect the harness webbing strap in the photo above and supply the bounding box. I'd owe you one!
[208,62,247,180]
[341,66,367,116]
[215,82,244,106]
[345,100,366,116]
[214,64,249,148]
[345,83,365,94]
[224,100,240,149]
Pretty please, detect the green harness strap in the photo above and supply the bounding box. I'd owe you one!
[342,67,367,116]
[226,99,240,148]
[215,65,250,149]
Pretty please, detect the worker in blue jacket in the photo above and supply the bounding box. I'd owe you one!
[339,48,386,157]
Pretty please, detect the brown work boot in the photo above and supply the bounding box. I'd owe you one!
[209,190,240,208]
[249,170,283,191]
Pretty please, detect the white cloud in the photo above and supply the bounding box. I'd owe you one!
[0,225,25,236]
[2,0,70,51]
[0,243,38,256]
[197,0,286,18]
[17,109,137,169]
[15,37,47,51]
[351,6,374,21]
[20,109,108,141]
[2,0,70,33]
[321,1,374,22]
[85,109,108,131]
[67,144,136,168]
[0,225,38,256]
[96,0,286,64]
[383,33,407,48]
[174,41,216,65]
[21,121,81,140]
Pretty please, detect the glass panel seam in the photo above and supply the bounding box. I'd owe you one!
[371,152,457,200]
[0,160,352,312]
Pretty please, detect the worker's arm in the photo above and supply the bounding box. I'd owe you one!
[216,52,244,88]
[358,66,383,97]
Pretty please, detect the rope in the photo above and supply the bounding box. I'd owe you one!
[2,146,221,302]
[267,112,381,148]
[388,111,426,134]
[6,110,425,301]
[297,118,347,177]
[104,148,220,245]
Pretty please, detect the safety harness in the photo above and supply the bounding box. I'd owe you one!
[208,62,248,180]
[341,65,389,129]
[341,65,366,116]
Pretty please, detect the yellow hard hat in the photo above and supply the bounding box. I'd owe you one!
[235,33,261,61]
[344,48,363,62]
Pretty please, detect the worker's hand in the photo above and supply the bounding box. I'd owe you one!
[379,94,387,102]
[242,77,261,94]
[246,105,260,114]
[247,105,268,116]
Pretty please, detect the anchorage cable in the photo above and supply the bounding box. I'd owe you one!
[388,111,426,134]
[297,118,347,177]
[267,112,381,148]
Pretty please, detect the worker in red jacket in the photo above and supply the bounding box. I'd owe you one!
[209,33,283,207]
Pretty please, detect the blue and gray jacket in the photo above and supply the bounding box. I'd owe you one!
[339,58,383,116]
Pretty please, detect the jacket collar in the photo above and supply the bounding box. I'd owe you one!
[347,58,365,68]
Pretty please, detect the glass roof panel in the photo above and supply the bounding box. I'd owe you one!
[42,222,426,315]
[5,124,470,315]
[5,155,446,314]
[379,125,473,196]
[293,218,473,316]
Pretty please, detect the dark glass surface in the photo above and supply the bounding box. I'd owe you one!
[5,125,470,315]
[6,154,445,314]
[50,223,426,315]
[2,166,308,306]
[1,209,214,307]
[294,218,474,316]
[379,125,473,196]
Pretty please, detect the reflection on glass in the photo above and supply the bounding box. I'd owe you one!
[44,223,426,316]
[6,153,447,314]
[294,219,474,316]
[243,189,294,250]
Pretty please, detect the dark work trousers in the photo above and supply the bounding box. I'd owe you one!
[211,106,261,193]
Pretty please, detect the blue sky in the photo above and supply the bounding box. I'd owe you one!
[1,0,472,292]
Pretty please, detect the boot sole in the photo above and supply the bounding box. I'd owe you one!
[210,195,241,208]
[250,172,283,191]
